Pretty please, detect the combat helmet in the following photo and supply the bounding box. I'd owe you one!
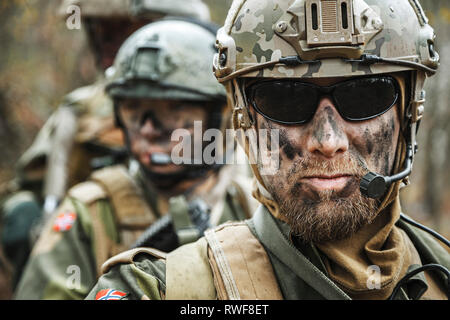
[105,19,226,103]
[213,0,439,209]
[57,0,211,22]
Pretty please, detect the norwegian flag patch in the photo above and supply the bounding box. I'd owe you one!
[95,289,127,300]
[52,212,77,232]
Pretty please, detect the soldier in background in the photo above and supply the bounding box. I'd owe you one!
[0,0,211,290]
[14,17,256,300]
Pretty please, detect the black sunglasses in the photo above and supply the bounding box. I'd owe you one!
[246,76,399,125]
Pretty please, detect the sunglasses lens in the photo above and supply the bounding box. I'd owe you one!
[250,82,318,124]
[334,77,397,121]
[248,77,398,124]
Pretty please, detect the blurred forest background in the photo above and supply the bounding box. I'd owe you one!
[0,0,449,298]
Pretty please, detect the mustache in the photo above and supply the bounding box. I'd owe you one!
[286,152,369,182]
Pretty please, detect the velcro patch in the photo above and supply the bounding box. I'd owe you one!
[52,212,77,232]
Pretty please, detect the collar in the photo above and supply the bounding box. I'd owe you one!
[248,205,351,300]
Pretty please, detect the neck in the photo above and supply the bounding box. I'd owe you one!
[156,170,218,200]
[139,166,219,211]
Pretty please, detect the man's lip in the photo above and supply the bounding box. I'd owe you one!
[300,174,355,191]
[150,152,172,166]
[140,149,170,166]
[141,151,180,172]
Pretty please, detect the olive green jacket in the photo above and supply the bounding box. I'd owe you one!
[14,164,253,300]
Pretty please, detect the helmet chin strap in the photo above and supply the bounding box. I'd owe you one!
[230,78,286,220]
[360,71,424,200]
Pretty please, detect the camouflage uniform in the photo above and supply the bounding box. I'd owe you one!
[86,0,449,300]
[85,204,449,300]
[14,163,254,300]
[14,17,258,300]
[1,0,211,289]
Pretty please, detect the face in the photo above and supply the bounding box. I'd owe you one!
[250,76,402,243]
[117,98,209,175]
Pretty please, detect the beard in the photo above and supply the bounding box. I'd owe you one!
[263,152,380,244]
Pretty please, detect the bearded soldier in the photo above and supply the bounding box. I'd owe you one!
[13,3,256,300]
[86,0,449,300]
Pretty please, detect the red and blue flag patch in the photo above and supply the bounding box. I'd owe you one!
[95,289,127,300]
[52,212,77,232]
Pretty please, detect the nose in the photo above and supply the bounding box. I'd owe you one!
[139,117,162,140]
[305,97,349,158]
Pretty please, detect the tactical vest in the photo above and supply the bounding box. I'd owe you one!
[166,221,283,299]
[68,165,156,275]
[70,164,256,276]
[105,211,449,300]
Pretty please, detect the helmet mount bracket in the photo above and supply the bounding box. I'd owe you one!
[274,0,383,61]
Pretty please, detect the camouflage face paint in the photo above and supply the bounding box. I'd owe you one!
[124,99,209,175]
[353,112,399,176]
[363,128,374,155]
[252,84,400,243]
[279,129,296,160]
[311,106,346,149]
[257,114,300,163]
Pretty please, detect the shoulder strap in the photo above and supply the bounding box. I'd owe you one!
[68,180,113,275]
[165,222,283,300]
[68,181,107,204]
[101,247,167,275]
[68,166,157,274]
[165,237,217,300]
[204,222,283,300]
[90,165,156,228]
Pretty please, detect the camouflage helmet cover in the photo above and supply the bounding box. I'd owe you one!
[105,19,226,102]
[58,0,210,21]
[213,0,439,82]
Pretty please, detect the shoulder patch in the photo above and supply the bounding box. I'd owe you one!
[68,181,107,205]
[31,198,76,256]
[101,247,167,275]
[52,211,77,232]
[95,289,127,300]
